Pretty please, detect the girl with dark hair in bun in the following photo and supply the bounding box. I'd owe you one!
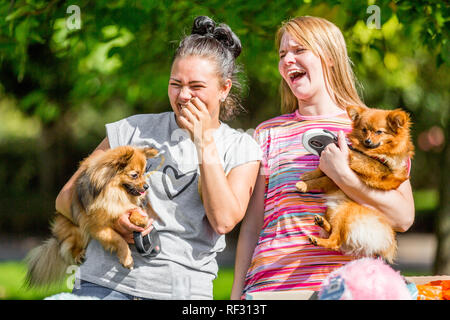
[55,16,261,300]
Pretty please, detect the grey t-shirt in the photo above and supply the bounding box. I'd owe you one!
[78,111,262,299]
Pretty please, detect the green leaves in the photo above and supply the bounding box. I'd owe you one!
[0,0,448,127]
[5,5,30,22]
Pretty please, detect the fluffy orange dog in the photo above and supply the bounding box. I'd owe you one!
[296,106,414,263]
[25,146,158,287]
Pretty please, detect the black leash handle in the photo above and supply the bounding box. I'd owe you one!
[309,130,338,156]
[133,227,161,258]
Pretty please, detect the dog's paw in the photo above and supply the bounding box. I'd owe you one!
[129,208,149,228]
[70,246,86,265]
[300,172,315,181]
[314,215,324,227]
[296,181,308,192]
[121,256,134,269]
[74,250,86,265]
[308,235,318,246]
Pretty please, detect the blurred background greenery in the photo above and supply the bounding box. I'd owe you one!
[0,0,448,299]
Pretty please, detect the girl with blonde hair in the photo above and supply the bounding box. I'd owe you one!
[231,16,414,299]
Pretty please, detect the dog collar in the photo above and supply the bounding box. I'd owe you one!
[348,145,389,167]
[368,155,388,165]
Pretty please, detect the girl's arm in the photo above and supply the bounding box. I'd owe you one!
[55,138,153,243]
[230,171,265,300]
[319,131,415,232]
[199,143,260,234]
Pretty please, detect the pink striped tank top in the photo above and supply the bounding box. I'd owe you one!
[243,109,355,295]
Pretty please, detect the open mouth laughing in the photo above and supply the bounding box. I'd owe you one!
[287,69,307,83]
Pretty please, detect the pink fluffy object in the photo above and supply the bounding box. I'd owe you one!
[319,258,412,300]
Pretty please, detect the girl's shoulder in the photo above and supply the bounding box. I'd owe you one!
[255,112,298,133]
[217,122,258,148]
[123,112,173,124]
[110,112,177,134]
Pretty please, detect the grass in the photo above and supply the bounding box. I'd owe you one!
[0,260,234,300]
[0,261,71,300]
[213,267,234,300]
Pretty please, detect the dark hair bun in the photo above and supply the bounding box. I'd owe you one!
[213,25,242,59]
[191,16,242,59]
[191,16,216,36]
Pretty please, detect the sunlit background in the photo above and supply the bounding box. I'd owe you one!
[0,0,448,299]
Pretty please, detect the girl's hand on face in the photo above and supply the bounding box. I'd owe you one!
[178,97,216,147]
[318,131,351,181]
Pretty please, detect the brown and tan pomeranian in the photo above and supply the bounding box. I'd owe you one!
[25,145,159,287]
[296,105,414,263]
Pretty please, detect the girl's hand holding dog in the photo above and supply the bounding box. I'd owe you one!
[115,208,154,244]
[177,97,217,150]
[319,131,353,183]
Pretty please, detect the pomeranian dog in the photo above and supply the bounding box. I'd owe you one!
[25,145,159,287]
[296,105,414,263]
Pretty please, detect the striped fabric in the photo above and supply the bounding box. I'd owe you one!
[243,109,356,295]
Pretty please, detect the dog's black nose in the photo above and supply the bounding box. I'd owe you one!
[364,138,372,145]
[143,183,149,190]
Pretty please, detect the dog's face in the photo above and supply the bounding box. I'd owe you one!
[117,149,150,197]
[78,146,159,204]
[346,105,412,155]
[112,147,158,197]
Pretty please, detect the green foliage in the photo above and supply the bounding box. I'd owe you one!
[1,0,448,125]
[414,189,439,212]
[0,0,448,240]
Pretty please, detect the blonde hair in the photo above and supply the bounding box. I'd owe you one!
[276,16,366,114]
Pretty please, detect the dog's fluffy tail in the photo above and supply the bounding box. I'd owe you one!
[25,237,70,288]
[25,214,86,288]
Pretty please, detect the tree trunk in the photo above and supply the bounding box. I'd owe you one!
[433,121,450,275]
[38,122,57,199]
[38,112,72,198]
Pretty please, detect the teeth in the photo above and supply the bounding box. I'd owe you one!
[288,69,306,77]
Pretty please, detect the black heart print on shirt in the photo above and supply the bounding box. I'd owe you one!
[161,165,198,200]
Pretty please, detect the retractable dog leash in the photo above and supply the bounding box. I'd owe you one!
[302,129,339,156]
[133,228,161,258]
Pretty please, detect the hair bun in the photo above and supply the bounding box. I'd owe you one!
[191,16,216,36]
[213,25,242,59]
[191,16,242,59]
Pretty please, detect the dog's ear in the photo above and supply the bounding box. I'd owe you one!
[110,147,135,170]
[76,165,116,204]
[142,147,158,159]
[387,109,410,133]
[75,168,95,209]
[346,105,365,122]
